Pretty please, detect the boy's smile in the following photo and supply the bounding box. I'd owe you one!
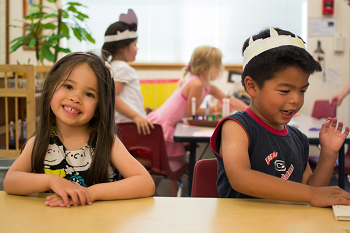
[249,65,310,130]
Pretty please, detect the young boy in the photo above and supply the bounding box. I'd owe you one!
[210,27,350,207]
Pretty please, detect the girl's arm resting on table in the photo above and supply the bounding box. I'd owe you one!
[221,120,350,207]
[3,137,91,207]
[115,81,153,135]
[87,136,155,201]
[330,81,350,105]
[306,118,350,187]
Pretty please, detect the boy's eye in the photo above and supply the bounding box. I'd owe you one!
[301,90,307,93]
[279,90,289,93]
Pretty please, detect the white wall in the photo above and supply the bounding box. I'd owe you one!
[304,0,350,126]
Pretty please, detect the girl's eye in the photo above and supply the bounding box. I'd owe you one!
[63,84,72,90]
[85,92,95,98]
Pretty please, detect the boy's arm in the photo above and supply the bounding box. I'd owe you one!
[221,120,350,207]
[306,118,349,186]
[86,136,155,201]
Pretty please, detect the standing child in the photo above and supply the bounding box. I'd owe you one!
[211,27,350,207]
[102,9,153,136]
[3,52,155,207]
[147,45,247,196]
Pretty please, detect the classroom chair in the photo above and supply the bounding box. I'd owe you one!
[191,158,219,198]
[116,122,189,197]
[311,100,336,119]
[309,99,337,170]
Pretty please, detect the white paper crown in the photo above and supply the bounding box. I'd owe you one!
[243,27,306,69]
[104,29,138,42]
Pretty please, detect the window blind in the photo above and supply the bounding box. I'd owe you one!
[64,0,306,64]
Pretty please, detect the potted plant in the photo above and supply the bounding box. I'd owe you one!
[9,0,95,65]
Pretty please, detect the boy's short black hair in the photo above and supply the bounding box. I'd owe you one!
[241,27,322,90]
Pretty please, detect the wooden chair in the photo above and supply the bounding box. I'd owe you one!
[116,122,189,197]
[191,158,219,198]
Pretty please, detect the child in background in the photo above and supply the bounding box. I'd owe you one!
[4,52,155,207]
[147,45,247,196]
[102,9,153,136]
[211,27,350,207]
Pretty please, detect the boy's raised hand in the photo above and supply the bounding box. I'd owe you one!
[319,117,349,155]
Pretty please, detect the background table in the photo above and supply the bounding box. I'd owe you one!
[173,123,214,196]
[1,191,349,233]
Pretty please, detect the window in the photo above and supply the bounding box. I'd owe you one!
[64,0,307,64]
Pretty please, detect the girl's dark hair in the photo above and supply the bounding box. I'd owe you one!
[241,27,322,90]
[102,21,137,61]
[32,52,116,184]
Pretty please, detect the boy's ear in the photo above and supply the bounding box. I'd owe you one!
[244,76,257,98]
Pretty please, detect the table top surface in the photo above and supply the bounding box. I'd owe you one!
[1,191,349,233]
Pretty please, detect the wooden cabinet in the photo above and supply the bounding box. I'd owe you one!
[0,65,51,158]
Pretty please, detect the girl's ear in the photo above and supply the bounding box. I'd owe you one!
[244,76,258,98]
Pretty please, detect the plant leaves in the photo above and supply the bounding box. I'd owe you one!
[41,45,55,62]
[61,23,69,35]
[72,27,82,41]
[28,39,36,49]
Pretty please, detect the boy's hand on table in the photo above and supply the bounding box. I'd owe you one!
[46,175,92,207]
[309,186,350,207]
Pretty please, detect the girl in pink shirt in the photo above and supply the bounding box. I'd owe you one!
[147,45,247,196]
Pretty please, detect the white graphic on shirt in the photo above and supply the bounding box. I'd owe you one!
[274,160,286,172]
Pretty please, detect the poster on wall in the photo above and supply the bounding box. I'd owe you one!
[23,0,42,50]
[23,0,42,17]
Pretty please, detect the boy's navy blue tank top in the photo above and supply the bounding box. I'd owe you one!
[210,109,309,198]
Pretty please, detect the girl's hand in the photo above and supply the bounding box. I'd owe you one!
[309,186,350,207]
[319,118,349,157]
[229,96,248,111]
[132,115,154,135]
[47,175,92,207]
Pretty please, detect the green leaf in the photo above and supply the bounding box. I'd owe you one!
[72,28,82,41]
[41,45,55,62]
[44,13,59,19]
[42,23,56,29]
[61,23,69,35]
[28,39,36,49]
[67,2,84,7]
[62,11,69,18]
[46,0,58,3]
[67,6,78,13]
[81,28,95,43]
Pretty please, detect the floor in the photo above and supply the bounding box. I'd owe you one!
[1,143,350,197]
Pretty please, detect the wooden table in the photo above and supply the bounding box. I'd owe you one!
[0,191,348,233]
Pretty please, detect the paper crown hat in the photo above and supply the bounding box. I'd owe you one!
[243,27,306,69]
[104,9,138,42]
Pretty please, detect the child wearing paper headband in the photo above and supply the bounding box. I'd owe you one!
[210,27,350,207]
[102,9,154,138]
